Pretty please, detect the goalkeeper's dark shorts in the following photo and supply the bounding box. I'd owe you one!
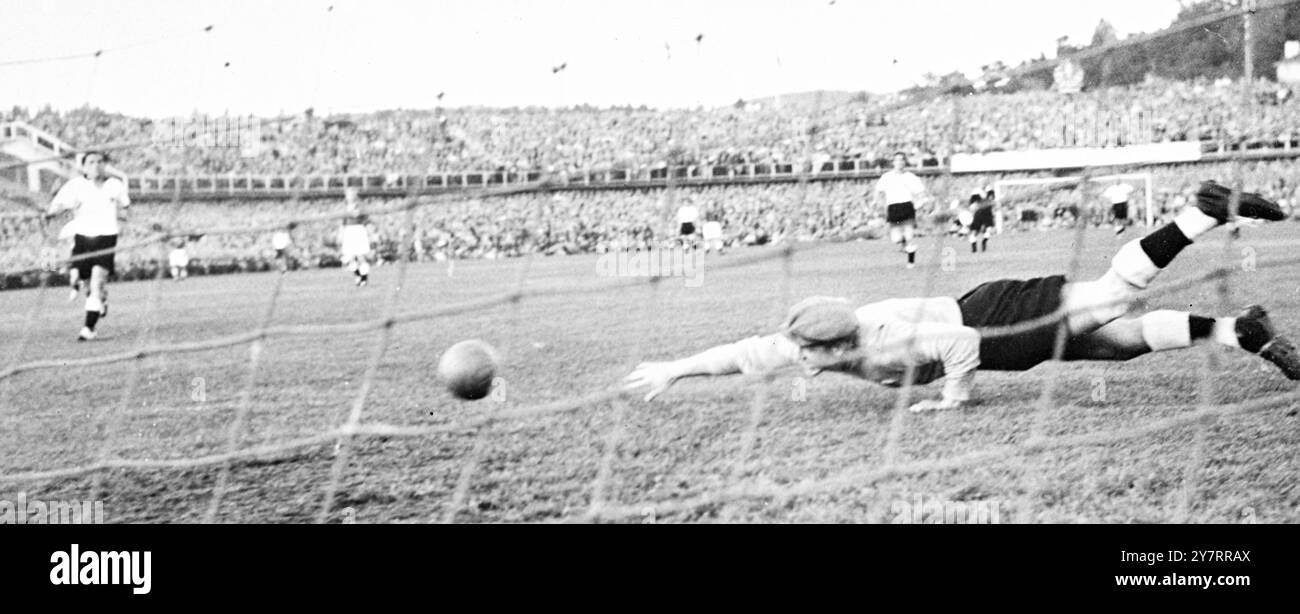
[957,275,1067,371]
[71,234,118,280]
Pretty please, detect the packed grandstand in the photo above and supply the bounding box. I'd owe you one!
[4,36,1300,289]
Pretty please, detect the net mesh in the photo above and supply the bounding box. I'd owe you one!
[1,0,1297,523]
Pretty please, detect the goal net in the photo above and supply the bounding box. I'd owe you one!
[994,172,1155,229]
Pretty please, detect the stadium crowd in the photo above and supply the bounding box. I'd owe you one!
[3,158,1297,289]
[6,77,1297,180]
[4,72,1299,288]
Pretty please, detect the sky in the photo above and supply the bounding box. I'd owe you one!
[0,0,1186,118]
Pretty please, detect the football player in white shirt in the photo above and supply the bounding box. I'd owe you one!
[47,151,129,341]
[339,188,372,287]
[626,181,1298,411]
[874,153,928,268]
[1103,180,1137,235]
[272,227,294,273]
[701,201,726,255]
[168,235,191,281]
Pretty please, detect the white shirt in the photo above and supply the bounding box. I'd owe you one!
[875,170,926,205]
[272,230,293,250]
[711,296,979,404]
[50,175,130,237]
[1103,183,1135,205]
[677,205,700,224]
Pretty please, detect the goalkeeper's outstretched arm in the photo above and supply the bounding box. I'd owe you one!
[623,334,800,401]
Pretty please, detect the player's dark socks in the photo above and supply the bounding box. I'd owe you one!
[970,242,977,253]
[907,251,916,265]
[1138,223,1193,269]
[981,238,988,252]
[1189,315,1215,340]
[84,310,100,331]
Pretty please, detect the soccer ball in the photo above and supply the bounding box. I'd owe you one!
[437,340,498,400]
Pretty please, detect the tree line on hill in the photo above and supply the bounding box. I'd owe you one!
[899,0,1300,100]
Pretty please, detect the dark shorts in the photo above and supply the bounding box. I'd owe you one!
[957,274,1068,371]
[275,248,286,258]
[886,202,916,225]
[970,206,995,232]
[1111,202,1129,220]
[71,234,117,280]
[679,222,696,236]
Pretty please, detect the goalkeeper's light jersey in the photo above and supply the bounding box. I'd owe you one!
[716,297,980,403]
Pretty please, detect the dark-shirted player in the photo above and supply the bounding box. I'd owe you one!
[968,189,996,253]
[676,201,700,250]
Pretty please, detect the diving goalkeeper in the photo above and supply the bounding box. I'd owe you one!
[624,181,1300,412]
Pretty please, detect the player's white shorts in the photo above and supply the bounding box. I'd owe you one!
[169,249,189,268]
[340,226,371,259]
[702,221,722,241]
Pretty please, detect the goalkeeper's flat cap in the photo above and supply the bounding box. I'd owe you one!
[781,296,859,347]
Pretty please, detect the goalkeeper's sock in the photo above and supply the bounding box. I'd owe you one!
[1189,315,1215,340]
[1174,205,1221,240]
[1111,230,1179,290]
[1141,310,1192,351]
[1138,223,1194,269]
[1185,314,1240,349]
[1211,317,1241,349]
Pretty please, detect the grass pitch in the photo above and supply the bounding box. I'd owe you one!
[2,224,1299,523]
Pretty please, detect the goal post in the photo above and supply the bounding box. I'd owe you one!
[994,172,1154,229]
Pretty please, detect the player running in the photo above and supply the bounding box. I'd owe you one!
[47,151,129,341]
[339,188,372,286]
[874,152,927,269]
[967,190,996,254]
[625,181,1299,411]
[1103,179,1137,235]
